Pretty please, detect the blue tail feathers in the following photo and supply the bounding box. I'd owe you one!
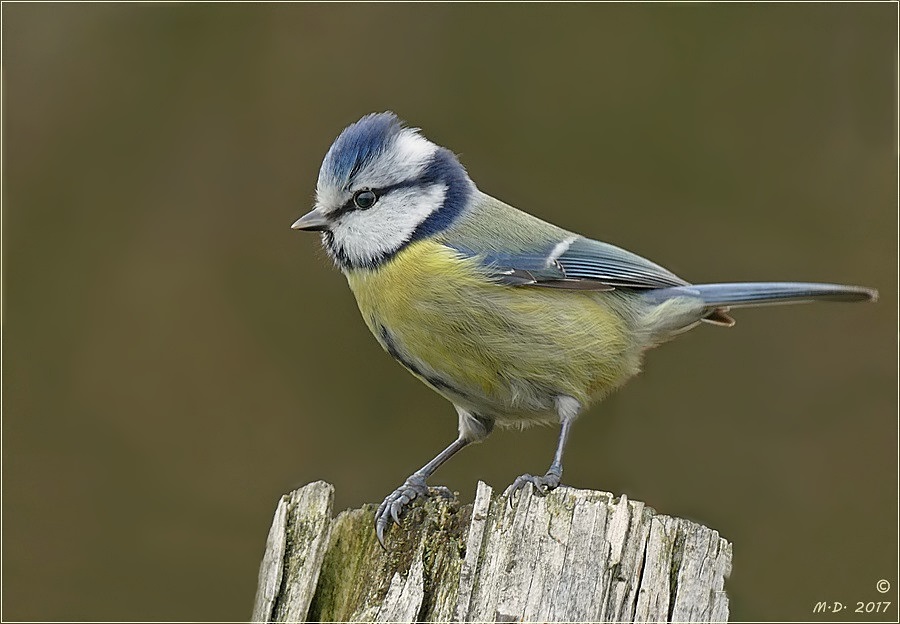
[648,282,878,308]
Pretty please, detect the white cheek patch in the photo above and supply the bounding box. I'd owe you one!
[332,184,447,266]
[355,130,437,189]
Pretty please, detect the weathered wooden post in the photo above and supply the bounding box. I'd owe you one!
[252,481,732,622]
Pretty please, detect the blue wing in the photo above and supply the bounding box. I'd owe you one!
[434,192,690,291]
[449,236,690,291]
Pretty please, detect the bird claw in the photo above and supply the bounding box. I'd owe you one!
[503,471,562,504]
[375,476,452,548]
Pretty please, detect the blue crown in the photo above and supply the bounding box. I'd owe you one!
[319,112,404,188]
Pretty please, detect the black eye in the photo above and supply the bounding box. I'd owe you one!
[353,189,377,210]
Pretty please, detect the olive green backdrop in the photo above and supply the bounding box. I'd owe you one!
[3,3,896,621]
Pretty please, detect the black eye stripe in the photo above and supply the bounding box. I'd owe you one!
[332,190,377,219]
[375,178,421,195]
[331,198,357,219]
[331,183,402,219]
[334,162,446,219]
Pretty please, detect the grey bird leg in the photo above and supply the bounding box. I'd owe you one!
[375,436,469,548]
[504,396,580,499]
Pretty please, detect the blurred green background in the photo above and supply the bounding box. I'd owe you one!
[3,3,896,621]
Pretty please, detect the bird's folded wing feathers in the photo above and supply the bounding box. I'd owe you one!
[434,192,690,291]
[446,236,690,291]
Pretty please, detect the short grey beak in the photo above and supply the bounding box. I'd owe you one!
[291,207,330,231]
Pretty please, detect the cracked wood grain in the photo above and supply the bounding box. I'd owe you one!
[252,481,334,623]
[252,481,732,622]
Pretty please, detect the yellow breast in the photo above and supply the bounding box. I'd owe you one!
[345,240,640,422]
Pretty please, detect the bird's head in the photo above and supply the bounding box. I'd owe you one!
[293,112,475,270]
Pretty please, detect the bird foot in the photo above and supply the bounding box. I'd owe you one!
[374,475,452,548]
[503,471,561,501]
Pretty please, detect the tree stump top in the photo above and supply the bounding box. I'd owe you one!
[253,481,732,622]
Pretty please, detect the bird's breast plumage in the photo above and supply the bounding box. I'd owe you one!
[344,239,644,425]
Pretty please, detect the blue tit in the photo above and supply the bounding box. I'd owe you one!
[291,112,877,546]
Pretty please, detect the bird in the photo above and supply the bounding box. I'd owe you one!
[291,111,877,547]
